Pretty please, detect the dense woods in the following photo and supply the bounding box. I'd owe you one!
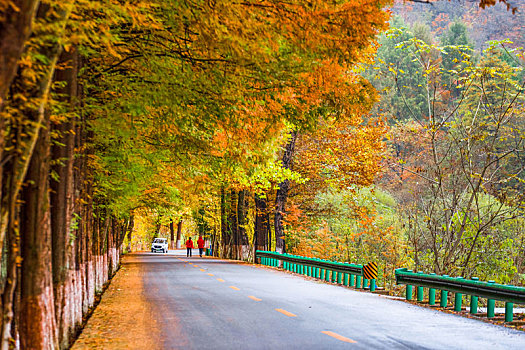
[0,0,523,348]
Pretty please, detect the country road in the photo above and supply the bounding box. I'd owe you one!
[72,252,525,349]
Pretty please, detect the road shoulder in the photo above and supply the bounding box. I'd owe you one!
[71,254,160,349]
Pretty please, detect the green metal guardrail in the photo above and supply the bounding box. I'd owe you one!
[255,250,379,292]
[395,268,525,322]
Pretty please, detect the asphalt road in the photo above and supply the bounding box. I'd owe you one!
[131,251,525,349]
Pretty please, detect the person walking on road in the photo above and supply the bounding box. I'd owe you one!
[197,235,205,257]
[185,237,194,257]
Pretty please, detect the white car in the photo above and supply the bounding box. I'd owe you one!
[151,238,169,253]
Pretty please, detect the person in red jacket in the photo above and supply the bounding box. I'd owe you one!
[197,235,205,257]
[185,237,194,257]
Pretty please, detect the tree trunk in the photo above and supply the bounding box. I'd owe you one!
[176,220,182,249]
[220,188,230,258]
[0,165,20,350]
[0,1,70,263]
[50,47,78,349]
[0,0,40,110]
[254,194,268,252]
[0,2,40,263]
[229,190,239,259]
[19,112,58,349]
[237,190,249,260]
[0,5,69,345]
[274,130,298,253]
[170,219,175,249]
[126,216,134,252]
[154,218,161,239]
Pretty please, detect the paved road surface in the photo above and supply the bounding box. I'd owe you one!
[77,251,525,349]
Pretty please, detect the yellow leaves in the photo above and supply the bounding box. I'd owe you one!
[1,1,20,12]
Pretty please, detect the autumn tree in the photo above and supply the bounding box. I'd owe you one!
[386,38,525,279]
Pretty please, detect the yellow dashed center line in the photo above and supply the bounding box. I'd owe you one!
[207,273,214,276]
[248,296,262,301]
[275,308,296,317]
[200,269,205,272]
[217,278,225,282]
[229,286,240,291]
[193,265,199,267]
[321,331,356,343]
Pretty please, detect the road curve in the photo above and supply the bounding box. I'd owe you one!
[76,252,525,349]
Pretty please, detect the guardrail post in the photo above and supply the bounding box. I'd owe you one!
[487,299,495,318]
[417,286,424,302]
[350,274,355,287]
[343,273,349,286]
[356,275,362,288]
[429,288,436,305]
[363,278,369,289]
[428,273,436,305]
[439,275,449,307]
[470,295,478,314]
[325,269,331,282]
[316,266,321,279]
[487,280,495,318]
[454,293,462,312]
[370,279,376,292]
[505,302,513,322]
[440,290,448,307]
[469,277,479,314]
[337,272,342,284]
[406,285,413,300]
